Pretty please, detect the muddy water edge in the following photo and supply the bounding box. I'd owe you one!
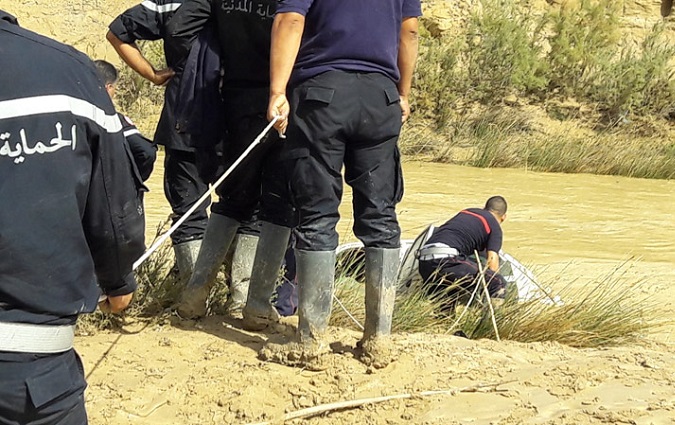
[145,152,675,314]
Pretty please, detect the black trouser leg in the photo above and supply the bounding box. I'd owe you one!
[163,148,209,245]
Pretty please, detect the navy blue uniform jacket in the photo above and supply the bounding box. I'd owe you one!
[0,11,145,326]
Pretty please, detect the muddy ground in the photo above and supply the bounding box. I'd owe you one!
[1,0,674,423]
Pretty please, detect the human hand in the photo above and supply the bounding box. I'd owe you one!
[151,68,175,86]
[268,93,289,136]
[98,293,134,314]
[400,95,411,123]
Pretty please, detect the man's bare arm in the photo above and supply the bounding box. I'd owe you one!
[397,16,419,123]
[486,250,500,272]
[267,12,305,134]
[106,31,174,86]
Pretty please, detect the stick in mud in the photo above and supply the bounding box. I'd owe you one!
[474,250,501,342]
[246,380,514,425]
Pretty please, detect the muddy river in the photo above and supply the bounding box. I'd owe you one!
[144,152,674,268]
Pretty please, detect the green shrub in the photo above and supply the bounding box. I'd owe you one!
[587,24,675,121]
[411,34,465,127]
[465,0,549,101]
[544,0,621,98]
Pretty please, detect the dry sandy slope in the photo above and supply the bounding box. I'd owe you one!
[2,0,675,424]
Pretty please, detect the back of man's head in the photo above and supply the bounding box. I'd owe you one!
[485,195,507,217]
[94,59,118,86]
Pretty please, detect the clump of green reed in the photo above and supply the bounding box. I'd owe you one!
[330,275,449,333]
[452,264,664,347]
[522,134,675,179]
[330,248,664,348]
[463,127,675,179]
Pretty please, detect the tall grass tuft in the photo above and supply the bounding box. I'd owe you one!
[452,265,663,347]
[330,248,663,348]
[465,130,675,179]
[330,275,449,333]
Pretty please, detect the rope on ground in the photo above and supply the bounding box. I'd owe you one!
[245,380,514,425]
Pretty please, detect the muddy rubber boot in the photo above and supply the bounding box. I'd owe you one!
[241,222,290,331]
[177,214,240,319]
[225,233,259,317]
[297,249,336,344]
[359,247,400,369]
[173,240,202,285]
[259,249,335,370]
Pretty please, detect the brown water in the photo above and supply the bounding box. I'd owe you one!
[145,152,675,268]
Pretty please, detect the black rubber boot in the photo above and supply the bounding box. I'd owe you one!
[173,240,202,284]
[177,214,240,319]
[241,222,291,331]
[225,233,259,316]
[258,249,335,371]
[359,247,400,369]
[297,249,335,344]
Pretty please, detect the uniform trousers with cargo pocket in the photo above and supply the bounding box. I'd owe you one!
[0,350,88,425]
[284,70,405,251]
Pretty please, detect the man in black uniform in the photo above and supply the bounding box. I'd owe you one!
[266,0,421,368]
[418,196,509,304]
[0,10,145,424]
[94,59,157,181]
[107,0,210,282]
[164,0,296,328]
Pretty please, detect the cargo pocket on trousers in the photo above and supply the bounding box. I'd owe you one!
[394,147,404,203]
[26,354,84,409]
[304,87,335,105]
[384,86,401,106]
[280,146,310,215]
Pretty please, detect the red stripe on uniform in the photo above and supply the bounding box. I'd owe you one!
[460,210,491,234]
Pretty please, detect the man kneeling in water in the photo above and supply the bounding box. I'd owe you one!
[418,196,509,306]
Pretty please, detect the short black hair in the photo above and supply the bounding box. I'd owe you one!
[485,195,507,216]
[94,59,118,86]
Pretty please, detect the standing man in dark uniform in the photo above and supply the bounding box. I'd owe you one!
[107,0,210,283]
[0,10,145,424]
[266,0,421,369]
[418,196,509,304]
[164,0,296,328]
